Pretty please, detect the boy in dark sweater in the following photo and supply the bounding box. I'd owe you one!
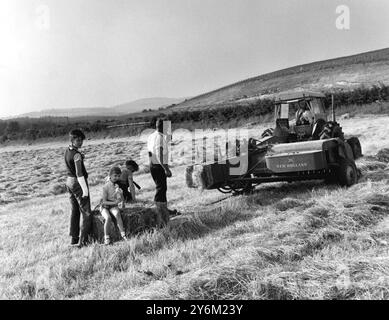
[64,129,92,247]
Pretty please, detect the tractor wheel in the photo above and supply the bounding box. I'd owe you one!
[346,137,362,160]
[336,158,358,186]
[320,122,344,140]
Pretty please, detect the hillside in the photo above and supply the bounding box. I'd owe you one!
[172,47,389,111]
[12,97,186,119]
[11,48,389,120]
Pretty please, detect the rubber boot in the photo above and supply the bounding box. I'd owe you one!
[77,214,92,248]
[69,236,79,247]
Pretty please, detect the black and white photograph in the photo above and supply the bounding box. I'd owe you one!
[1,0,389,304]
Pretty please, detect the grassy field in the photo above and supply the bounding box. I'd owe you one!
[0,113,389,299]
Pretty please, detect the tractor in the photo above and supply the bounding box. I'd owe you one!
[186,91,362,194]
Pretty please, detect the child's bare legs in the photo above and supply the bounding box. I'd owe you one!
[101,208,112,244]
[111,207,127,240]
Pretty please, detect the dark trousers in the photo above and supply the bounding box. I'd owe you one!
[117,181,132,202]
[150,164,167,202]
[66,177,92,241]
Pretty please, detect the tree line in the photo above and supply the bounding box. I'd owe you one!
[1,84,388,143]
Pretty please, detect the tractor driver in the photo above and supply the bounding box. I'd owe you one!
[296,101,314,125]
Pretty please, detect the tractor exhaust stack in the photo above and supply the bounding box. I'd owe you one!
[331,94,336,122]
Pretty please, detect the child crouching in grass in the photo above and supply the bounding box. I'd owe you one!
[119,159,139,203]
[101,166,127,245]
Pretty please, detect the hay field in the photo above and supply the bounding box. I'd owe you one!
[0,114,389,299]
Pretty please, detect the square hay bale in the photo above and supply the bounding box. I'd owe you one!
[90,205,160,243]
[187,163,229,190]
[377,148,389,163]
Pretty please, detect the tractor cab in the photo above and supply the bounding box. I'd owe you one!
[274,91,327,141]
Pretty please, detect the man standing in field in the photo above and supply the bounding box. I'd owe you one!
[147,119,176,226]
[64,129,92,247]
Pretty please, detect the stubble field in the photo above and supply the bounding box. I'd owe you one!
[0,113,389,299]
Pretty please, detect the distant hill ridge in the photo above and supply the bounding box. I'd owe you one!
[13,97,186,119]
[112,97,185,114]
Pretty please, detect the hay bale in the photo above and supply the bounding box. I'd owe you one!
[192,164,206,189]
[377,148,389,163]
[185,165,195,188]
[90,205,160,243]
[90,206,202,243]
[185,164,206,189]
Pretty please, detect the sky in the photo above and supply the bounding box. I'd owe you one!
[0,0,389,117]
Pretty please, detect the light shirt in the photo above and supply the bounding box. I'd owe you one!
[147,131,168,165]
[102,180,123,202]
[302,110,314,124]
